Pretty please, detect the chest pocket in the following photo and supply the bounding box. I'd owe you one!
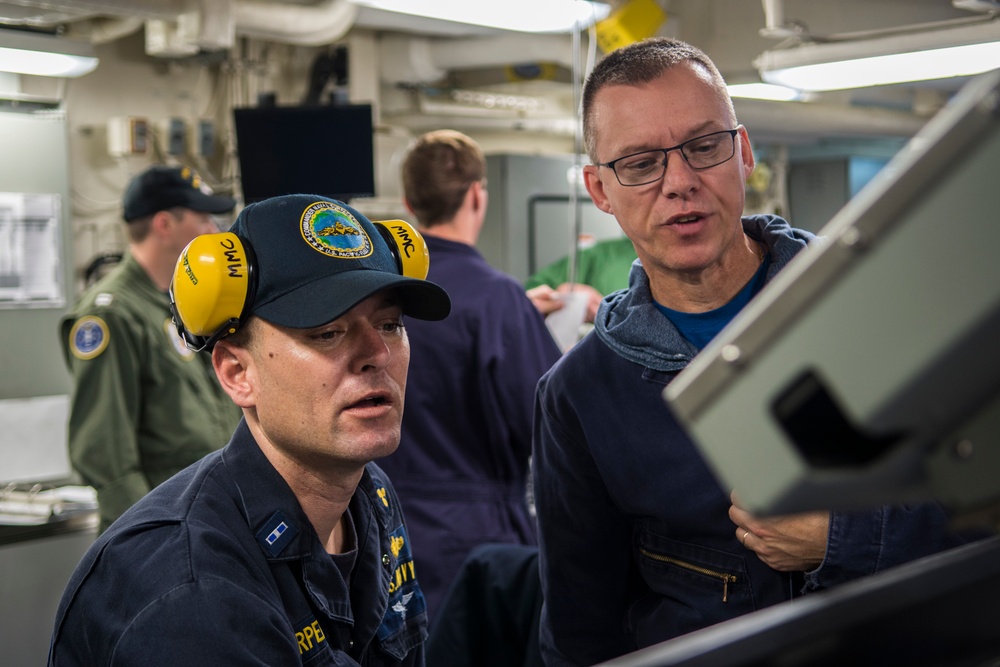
[371,620,425,666]
[629,520,757,645]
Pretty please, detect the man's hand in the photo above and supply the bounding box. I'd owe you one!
[527,284,565,316]
[729,492,830,572]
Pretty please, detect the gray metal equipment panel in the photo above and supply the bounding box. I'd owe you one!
[664,70,1000,516]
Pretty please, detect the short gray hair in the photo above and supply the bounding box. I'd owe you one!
[582,37,735,162]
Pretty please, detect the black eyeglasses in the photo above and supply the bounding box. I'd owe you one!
[598,129,740,187]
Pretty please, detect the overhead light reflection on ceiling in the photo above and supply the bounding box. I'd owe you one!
[755,19,1000,92]
[761,41,1000,91]
[0,29,98,78]
[728,82,802,101]
[348,0,611,33]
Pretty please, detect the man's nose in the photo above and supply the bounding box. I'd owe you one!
[660,150,698,197]
[352,326,392,372]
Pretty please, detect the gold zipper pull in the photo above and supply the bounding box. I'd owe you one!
[722,574,736,602]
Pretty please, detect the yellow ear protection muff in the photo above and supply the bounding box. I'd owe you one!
[169,231,256,352]
[169,220,431,352]
[372,219,431,280]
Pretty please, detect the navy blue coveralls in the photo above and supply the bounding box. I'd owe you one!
[49,420,427,666]
[533,215,983,666]
[380,236,562,623]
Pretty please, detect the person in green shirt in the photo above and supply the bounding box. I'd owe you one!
[525,236,637,324]
[60,165,242,533]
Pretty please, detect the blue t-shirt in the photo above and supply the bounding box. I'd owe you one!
[655,255,770,349]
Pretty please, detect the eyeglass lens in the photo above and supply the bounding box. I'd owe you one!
[612,130,737,186]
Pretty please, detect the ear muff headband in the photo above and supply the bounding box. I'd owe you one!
[169,232,256,352]
[170,221,429,353]
[373,219,431,280]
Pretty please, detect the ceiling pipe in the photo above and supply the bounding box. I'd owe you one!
[0,0,185,22]
[0,0,358,48]
[379,33,577,85]
[233,0,358,46]
[382,111,579,136]
[80,16,144,44]
[759,0,796,39]
[380,34,446,84]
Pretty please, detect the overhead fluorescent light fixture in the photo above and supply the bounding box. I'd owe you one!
[349,0,611,33]
[0,29,98,78]
[756,20,1000,92]
[727,82,801,101]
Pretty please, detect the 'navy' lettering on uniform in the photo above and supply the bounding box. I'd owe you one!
[378,525,427,641]
[388,560,417,595]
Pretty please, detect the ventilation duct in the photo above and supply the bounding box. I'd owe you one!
[379,33,576,85]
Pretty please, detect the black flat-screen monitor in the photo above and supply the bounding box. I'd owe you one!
[233,103,375,204]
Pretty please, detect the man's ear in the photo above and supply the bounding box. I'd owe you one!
[149,209,176,238]
[737,125,756,180]
[212,340,254,408]
[467,180,485,214]
[583,165,613,215]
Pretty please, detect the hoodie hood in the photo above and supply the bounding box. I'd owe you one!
[594,214,815,372]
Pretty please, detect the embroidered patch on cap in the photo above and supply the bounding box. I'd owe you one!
[69,316,110,360]
[299,200,373,259]
[256,511,299,557]
[180,166,203,191]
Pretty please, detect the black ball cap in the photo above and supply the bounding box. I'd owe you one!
[123,165,236,222]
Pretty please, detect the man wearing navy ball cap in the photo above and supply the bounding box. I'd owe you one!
[60,164,240,533]
[50,194,451,666]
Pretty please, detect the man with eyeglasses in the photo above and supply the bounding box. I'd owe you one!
[531,37,978,665]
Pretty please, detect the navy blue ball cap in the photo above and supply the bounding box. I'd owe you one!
[230,194,451,327]
[123,165,236,222]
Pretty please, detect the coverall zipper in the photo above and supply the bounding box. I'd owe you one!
[639,548,738,602]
